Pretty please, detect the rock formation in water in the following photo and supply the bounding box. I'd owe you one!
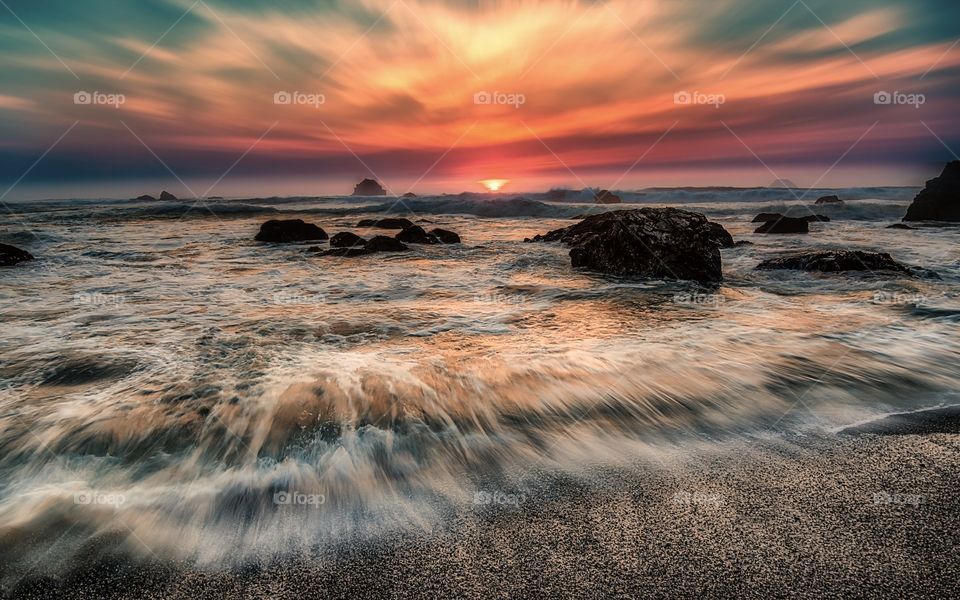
[356,218,414,230]
[903,161,960,221]
[753,216,809,234]
[430,228,461,244]
[396,225,440,244]
[756,250,938,278]
[159,191,177,200]
[352,179,387,196]
[0,243,34,266]
[255,219,328,243]
[815,195,842,205]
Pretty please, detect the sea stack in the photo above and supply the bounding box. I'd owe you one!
[594,190,622,204]
[903,161,960,221]
[159,190,177,200]
[352,179,387,196]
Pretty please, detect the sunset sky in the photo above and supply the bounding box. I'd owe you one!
[1,0,959,198]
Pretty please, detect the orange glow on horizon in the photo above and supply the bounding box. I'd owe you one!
[479,179,510,192]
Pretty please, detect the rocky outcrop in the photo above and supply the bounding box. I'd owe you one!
[356,218,414,230]
[352,179,387,196]
[396,225,439,244]
[430,228,461,244]
[530,208,725,283]
[0,243,34,266]
[594,190,622,204]
[707,222,735,248]
[135,194,157,201]
[815,195,842,205]
[330,232,366,248]
[159,191,177,200]
[255,219,328,243]
[755,250,938,278]
[903,161,960,221]
[753,216,809,234]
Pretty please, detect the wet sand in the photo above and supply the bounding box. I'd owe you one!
[7,408,960,599]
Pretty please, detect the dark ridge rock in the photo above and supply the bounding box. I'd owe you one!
[530,208,724,283]
[356,218,414,230]
[752,212,828,224]
[594,189,622,204]
[255,219,328,243]
[707,222,735,248]
[903,161,960,221]
[396,225,440,244]
[208,196,224,200]
[429,228,461,244]
[753,217,809,234]
[815,195,842,205]
[0,243,34,266]
[401,192,417,198]
[330,232,367,248]
[365,235,409,252]
[352,178,387,196]
[159,191,177,201]
[755,250,938,278]
[733,240,754,247]
[135,194,156,201]
[886,223,914,230]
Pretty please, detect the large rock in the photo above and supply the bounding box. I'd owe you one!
[753,216,809,234]
[255,219,328,243]
[396,225,439,244]
[352,179,387,196]
[594,189,622,204]
[330,232,367,248]
[903,161,960,221]
[755,250,938,278]
[0,243,34,266]
[531,208,724,283]
[815,195,842,205]
[356,218,414,230]
[159,190,177,200]
[430,228,461,244]
[707,222,734,248]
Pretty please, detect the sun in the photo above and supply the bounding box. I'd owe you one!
[479,179,509,192]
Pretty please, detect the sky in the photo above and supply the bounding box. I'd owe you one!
[1,0,959,199]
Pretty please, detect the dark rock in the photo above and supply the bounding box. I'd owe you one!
[396,225,439,244]
[752,212,827,224]
[365,235,409,252]
[903,161,960,221]
[707,222,735,248]
[886,223,914,230]
[135,194,156,201]
[352,178,387,196]
[733,240,754,247]
[805,214,830,223]
[594,189,622,204]
[429,228,461,244]
[255,219,328,243]
[815,195,842,205]
[159,191,177,200]
[356,218,414,230]
[401,192,417,198]
[755,250,938,278]
[753,217,809,234]
[208,196,224,200]
[330,232,367,248]
[531,208,725,283]
[0,243,34,266]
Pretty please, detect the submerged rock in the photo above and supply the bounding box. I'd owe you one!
[430,228,461,244]
[352,179,387,196]
[356,218,414,230]
[531,208,725,283]
[366,235,409,252]
[753,216,809,234]
[159,190,177,200]
[815,195,842,205]
[755,250,938,278]
[752,212,828,224]
[330,232,367,248]
[903,161,960,221]
[255,219,328,243]
[886,223,914,230]
[396,225,439,244]
[0,243,34,266]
